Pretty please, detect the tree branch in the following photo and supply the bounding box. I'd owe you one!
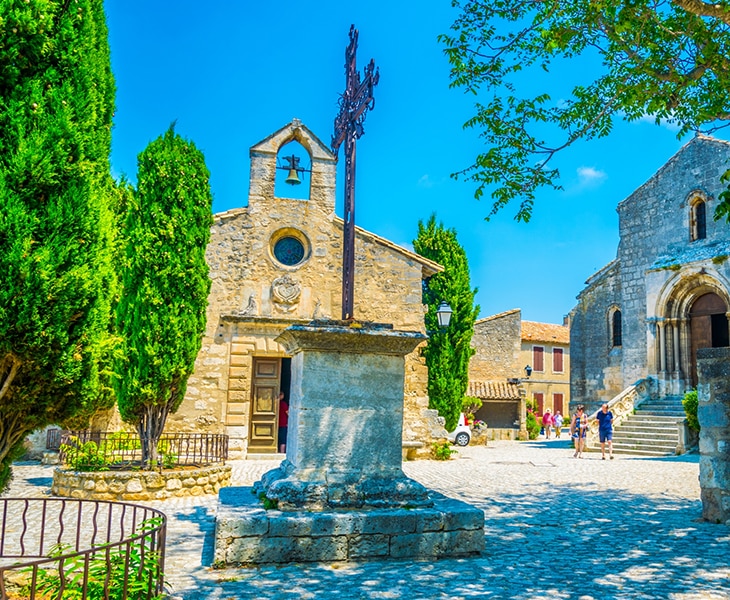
[672,0,730,25]
[0,354,21,402]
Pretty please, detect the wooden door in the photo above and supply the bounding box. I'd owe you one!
[248,358,281,453]
[689,293,728,386]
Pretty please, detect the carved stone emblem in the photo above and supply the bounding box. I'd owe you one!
[272,274,301,312]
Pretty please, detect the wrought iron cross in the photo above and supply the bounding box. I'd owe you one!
[332,25,379,320]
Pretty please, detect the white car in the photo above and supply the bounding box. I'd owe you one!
[447,414,471,447]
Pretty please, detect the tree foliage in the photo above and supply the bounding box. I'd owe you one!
[0,0,116,491]
[414,215,479,431]
[115,126,212,469]
[439,0,730,222]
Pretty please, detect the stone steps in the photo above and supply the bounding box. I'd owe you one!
[595,396,686,456]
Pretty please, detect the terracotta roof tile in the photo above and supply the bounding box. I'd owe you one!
[468,380,521,400]
[521,321,569,344]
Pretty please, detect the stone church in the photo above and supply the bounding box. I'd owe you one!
[570,135,730,412]
[165,119,445,458]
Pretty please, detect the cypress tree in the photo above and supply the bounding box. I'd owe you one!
[115,126,213,469]
[0,0,116,491]
[413,215,479,431]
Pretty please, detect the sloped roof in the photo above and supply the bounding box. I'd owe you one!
[617,134,730,211]
[521,321,569,344]
[334,216,444,278]
[468,380,521,400]
[474,308,521,325]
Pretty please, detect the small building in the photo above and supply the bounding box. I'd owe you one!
[468,309,570,438]
[164,119,446,458]
[570,135,730,412]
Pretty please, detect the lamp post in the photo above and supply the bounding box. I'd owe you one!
[524,364,532,378]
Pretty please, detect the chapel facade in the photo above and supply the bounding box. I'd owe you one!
[163,120,445,458]
[570,135,730,412]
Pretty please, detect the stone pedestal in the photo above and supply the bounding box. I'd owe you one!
[258,322,430,510]
[214,321,484,564]
[697,347,730,524]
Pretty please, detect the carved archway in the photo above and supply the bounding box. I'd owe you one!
[655,270,730,390]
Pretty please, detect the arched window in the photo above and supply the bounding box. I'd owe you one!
[690,198,707,241]
[611,310,622,347]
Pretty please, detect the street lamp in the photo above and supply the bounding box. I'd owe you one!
[436,302,452,328]
[524,365,533,378]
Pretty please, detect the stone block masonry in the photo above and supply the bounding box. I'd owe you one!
[697,347,730,524]
[214,486,484,564]
[52,464,232,501]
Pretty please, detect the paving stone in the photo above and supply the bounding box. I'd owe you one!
[3,440,729,599]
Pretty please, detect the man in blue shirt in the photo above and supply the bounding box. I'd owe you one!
[596,403,614,460]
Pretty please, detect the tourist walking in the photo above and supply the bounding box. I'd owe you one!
[571,404,588,458]
[554,411,564,438]
[542,409,554,439]
[596,402,614,459]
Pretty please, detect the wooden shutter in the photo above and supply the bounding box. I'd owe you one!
[533,346,544,372]
[534,392,544,415]
[553,348,564,373]
[553,393,564,415]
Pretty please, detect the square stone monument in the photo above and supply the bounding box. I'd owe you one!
[214,321,484,564]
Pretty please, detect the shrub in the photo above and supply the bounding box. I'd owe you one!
[432,440,457,460]
[525,411,541,440]
[683,389,700,432]
[60,437,112,472]
[462,395,483,423]
[28,519,166,600]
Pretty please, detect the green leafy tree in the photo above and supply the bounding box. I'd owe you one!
[0,0,116,491]
[414,215,479,431]
[115,126,212,469]
[439,0,730,222]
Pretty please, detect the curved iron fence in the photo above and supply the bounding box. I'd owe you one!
[59,431,229,470]
[0,497,166,599]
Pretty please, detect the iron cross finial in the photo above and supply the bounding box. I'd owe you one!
[332,25,379,320]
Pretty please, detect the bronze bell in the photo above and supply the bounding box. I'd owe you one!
[285,168,302,185]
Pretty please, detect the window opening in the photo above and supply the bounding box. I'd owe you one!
[273,236,305,266]
[691,199,707,241]
[612,310,622,347]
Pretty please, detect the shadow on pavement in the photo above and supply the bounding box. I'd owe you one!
[167,482,728,600]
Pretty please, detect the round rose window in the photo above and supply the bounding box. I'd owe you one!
[273,236,305,266]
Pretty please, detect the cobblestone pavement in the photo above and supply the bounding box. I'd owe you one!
[5,439,730,599]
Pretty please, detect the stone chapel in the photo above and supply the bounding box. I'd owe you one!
[570,134,730,412]
[164,119,445,458]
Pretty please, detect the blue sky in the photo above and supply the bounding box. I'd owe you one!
[104,1,720,324]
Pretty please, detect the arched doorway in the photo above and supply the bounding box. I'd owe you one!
[689,292,729,386]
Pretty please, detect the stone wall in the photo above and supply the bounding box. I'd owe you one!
[697,347,730,524]
[470,310,522,381]
[52,464,232,502]
[570,261,622,410]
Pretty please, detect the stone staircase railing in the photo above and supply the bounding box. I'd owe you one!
[585,378,655,449]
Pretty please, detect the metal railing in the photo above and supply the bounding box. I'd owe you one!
[59,431,228,469]
[0,498,166,599]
